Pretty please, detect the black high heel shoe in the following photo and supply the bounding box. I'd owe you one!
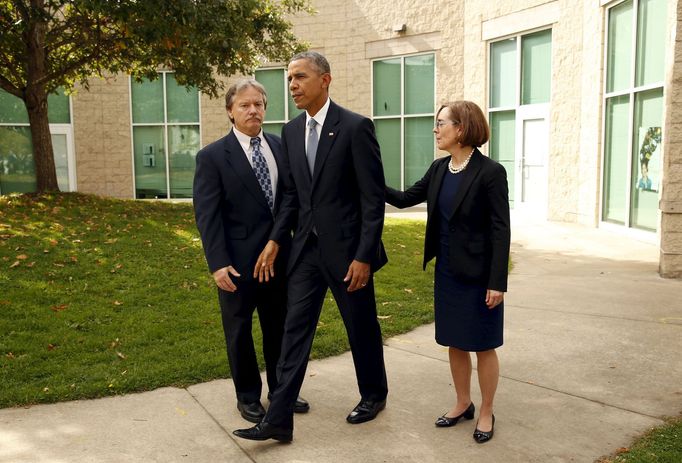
[435,403,475,427]
[473,414,495,443]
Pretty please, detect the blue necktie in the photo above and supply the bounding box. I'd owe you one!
[250,137,274,211]
[306,118,319,175]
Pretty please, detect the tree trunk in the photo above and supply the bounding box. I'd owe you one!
[25,88,58,192]
[25,0,59,192]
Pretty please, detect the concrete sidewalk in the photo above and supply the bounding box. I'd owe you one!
[2,212,681,462]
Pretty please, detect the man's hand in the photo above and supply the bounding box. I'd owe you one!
[254,240,280,282]
[344,260,370,292]
[485,289,504,309]
[213,266,241,292]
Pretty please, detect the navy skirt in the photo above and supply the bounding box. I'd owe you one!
[433,246,503,351]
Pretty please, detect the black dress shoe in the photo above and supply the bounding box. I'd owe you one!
[233,421,293,443]
[473,414,495,444]
[237,400,266,423]
[435,402,475,427]
[346,399,386,424]
[267,393,310,414]
[294,396,310,413]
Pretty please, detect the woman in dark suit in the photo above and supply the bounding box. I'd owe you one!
[386,100,510,444]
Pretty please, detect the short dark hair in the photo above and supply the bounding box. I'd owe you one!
[437,101,490,147]
[289,51,331,75]
[224,79,267,123]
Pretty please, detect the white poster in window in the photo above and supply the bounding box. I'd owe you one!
[637,126,661,193]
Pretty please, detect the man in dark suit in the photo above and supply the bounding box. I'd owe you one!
[193,79,308,425]
[234,52,388,443]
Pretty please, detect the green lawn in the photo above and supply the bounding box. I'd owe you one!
[0,192,434,408]
[598,415,682,463]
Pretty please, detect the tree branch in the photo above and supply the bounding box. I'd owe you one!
[0,74,23,99]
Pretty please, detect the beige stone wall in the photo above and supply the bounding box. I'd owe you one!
[72,74,133,198]
[282,0,463,117]
[462,1,598,223]
[659,0,682,278]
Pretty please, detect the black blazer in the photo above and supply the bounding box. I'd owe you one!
[386,149,510,291]
[193,130,290,279]
[270,100,388,279]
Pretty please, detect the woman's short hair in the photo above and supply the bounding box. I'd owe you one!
[225,79,268,123]
[438,101,490,147]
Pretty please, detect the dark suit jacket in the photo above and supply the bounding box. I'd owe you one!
[193,130,289,280]
[386,149,510,291]
[270,100,388,279]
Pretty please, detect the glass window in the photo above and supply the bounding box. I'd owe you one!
[0,89,70,124]
[635,0,666,87]
[0,91,29,124]
[489,30,551,209]
[0,89,72,195]
[167,74,199,123]
[372,53,435,190]
[131,79,164,124]
[602,0,665,232]
[489,111,516,207]
[490,38,517,108]
[405,55,434,115]
[521,30,552,105]
[131,73,200,198]
[602,95,630,225]
[606,1,633,93]
[255,68,303,136]
[630,88,662,230]
[375,119,401,189]
[0,126,36,193]
[373,59,401,117]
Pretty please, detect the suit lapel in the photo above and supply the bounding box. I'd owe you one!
[288,114,312,188]
[428,158,448,219]
[223,130,271,211]
[311,101,341,191]
[263,132,282,206]
[448,149,484,220]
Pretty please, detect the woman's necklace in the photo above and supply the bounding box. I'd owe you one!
[448,148,475,174]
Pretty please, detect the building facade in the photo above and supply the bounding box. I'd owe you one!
[1,0,680,277]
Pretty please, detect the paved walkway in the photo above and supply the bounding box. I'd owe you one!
[1,210,681,462]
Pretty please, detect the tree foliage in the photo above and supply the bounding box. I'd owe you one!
[0,0,311,191]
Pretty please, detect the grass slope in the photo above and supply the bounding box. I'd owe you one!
[0,192,433,407]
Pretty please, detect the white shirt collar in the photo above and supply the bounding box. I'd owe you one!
[306,98,331,130]
[233,127,264,150]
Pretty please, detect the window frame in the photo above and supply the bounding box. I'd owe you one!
[128,71,202,200]
[370,52,437,190]
[599,0,665,237]
[0,90,76,194]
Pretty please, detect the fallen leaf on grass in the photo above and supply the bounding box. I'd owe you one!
[16,254,28,260]
[50,304,68,312]
[116,351,126,360]
[9,261,20,268]
[403,288,413,294]
[113,300,123,306]
[377,315,392,320]
[6,352,14,359]
[26,262,35,267]
[47,343,57,350]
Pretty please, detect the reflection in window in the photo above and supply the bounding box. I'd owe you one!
[602,0,664,231]
[131,73,200,198]
[372,53,435,190]
[255,68,303,136]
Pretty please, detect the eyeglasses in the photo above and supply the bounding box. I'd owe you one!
[434,120,459,129]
